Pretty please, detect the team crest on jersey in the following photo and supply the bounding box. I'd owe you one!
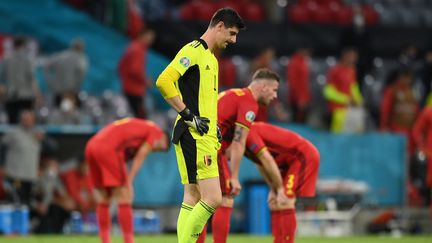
[245,111,256,123]
[204,155,212,166]
[180,57,190,68]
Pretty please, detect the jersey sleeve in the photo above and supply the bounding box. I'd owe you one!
[146,129,163,149]
[168,43,199,76]
[235,97,259,129]
[246,126,267,156]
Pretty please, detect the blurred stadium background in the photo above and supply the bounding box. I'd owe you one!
[0,0,431,242]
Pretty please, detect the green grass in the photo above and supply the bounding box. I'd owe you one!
[0,235,431,243]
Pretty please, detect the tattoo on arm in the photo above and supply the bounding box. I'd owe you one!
[233,126,243,142]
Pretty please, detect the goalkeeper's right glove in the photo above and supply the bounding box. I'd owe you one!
[179,107,210,136]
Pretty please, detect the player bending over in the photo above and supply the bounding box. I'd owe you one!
[245,122,320,243]
[85,118,169,243]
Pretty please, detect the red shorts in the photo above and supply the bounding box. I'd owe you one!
[217,151,232,195]
[277,140,320,198]
[85,141,128,188]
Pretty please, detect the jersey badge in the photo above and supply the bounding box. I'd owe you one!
[245,111,256,123]
[205,65,210,70]
[204,155,212,166]
[180,57,190,68]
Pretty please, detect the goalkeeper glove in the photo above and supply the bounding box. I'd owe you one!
[179,107,209,136]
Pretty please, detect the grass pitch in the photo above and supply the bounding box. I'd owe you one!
[0,234,431,243]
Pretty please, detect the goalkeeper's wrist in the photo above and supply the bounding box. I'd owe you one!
[179,107,193,120]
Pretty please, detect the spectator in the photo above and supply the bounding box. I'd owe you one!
[60,156,95,213]
[324,47,363,133]
[0,36,40,124]
[2,110,43,205]
[47,93,83,125]
[215,49,236,90]
[44,39,88,107]
[118,28,156,118]
[31,159,74,234]
[250,47,275,75]
[287,46,311,123]
[380,69,418,154]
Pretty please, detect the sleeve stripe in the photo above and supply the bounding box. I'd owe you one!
[235,122,250,130]
[256,147,267,157]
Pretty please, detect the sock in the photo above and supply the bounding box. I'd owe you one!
[280,209,296,243]
[177,203,194,240]
[118,203,134,243]
[179,200,215,243]
[96,203,111,243]
[196,223,208,243]
[271,210,282,243]
[212,206,232,243]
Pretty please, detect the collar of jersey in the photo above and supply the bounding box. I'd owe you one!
[198,39,208,49]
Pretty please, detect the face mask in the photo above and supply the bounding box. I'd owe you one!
[47,168,58,178]
[60,99,74,112]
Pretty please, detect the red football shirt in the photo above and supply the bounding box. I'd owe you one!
[245,122,312,165]
[118,41,147,96]
[89,118,163,159]
[218,88,259,152]
[326,64,357,111]
[287,53,311,105]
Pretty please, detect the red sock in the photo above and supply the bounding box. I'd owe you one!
[271,210,282,243]
[212,206,232,243]
[97,203,111,243]
[196,223,208,243]
[118,203,134,243]
[280,209,296,243]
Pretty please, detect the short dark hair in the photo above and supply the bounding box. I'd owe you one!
[13,36,26,49]
[209,8,245,30]
[252,68,280,83]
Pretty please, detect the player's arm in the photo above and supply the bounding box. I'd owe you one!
[156,65,209,135]
[229,124,248,196]
[128,142,152,183]
[256,149,284,194]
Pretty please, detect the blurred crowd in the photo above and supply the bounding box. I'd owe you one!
[0,0,431,234]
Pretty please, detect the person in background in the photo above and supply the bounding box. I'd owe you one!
[323,47,363,133]
[44,38,88,107]
[61,156,95,214]
[412,104,432,206]
[118,28,156,119]
[420,50,432,107]
[2,110,43,205]
[287,46,311,123]
[31,159,75,234]
[0,36,40,124]
[380,69,418,155]
[85,118,169,243]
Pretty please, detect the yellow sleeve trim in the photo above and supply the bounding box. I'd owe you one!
[256,147,268,158]
[323,84,349,104]
[235,122,250,130]
[156,66,181,99]
[350,83,363,105]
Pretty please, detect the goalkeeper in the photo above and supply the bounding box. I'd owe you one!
[155,7,245,243]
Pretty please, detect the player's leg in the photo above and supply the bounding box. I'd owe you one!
[178,137,221,243]
[94,188,113,243]
[178,184,200,240]
[212,154,234,243]
[269,171,297,243]
[331,108,347,133]
[86,145,113,243]
[113,185,134,243]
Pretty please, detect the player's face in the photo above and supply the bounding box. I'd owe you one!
[216,23,239,49]
[258,80,279,105]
